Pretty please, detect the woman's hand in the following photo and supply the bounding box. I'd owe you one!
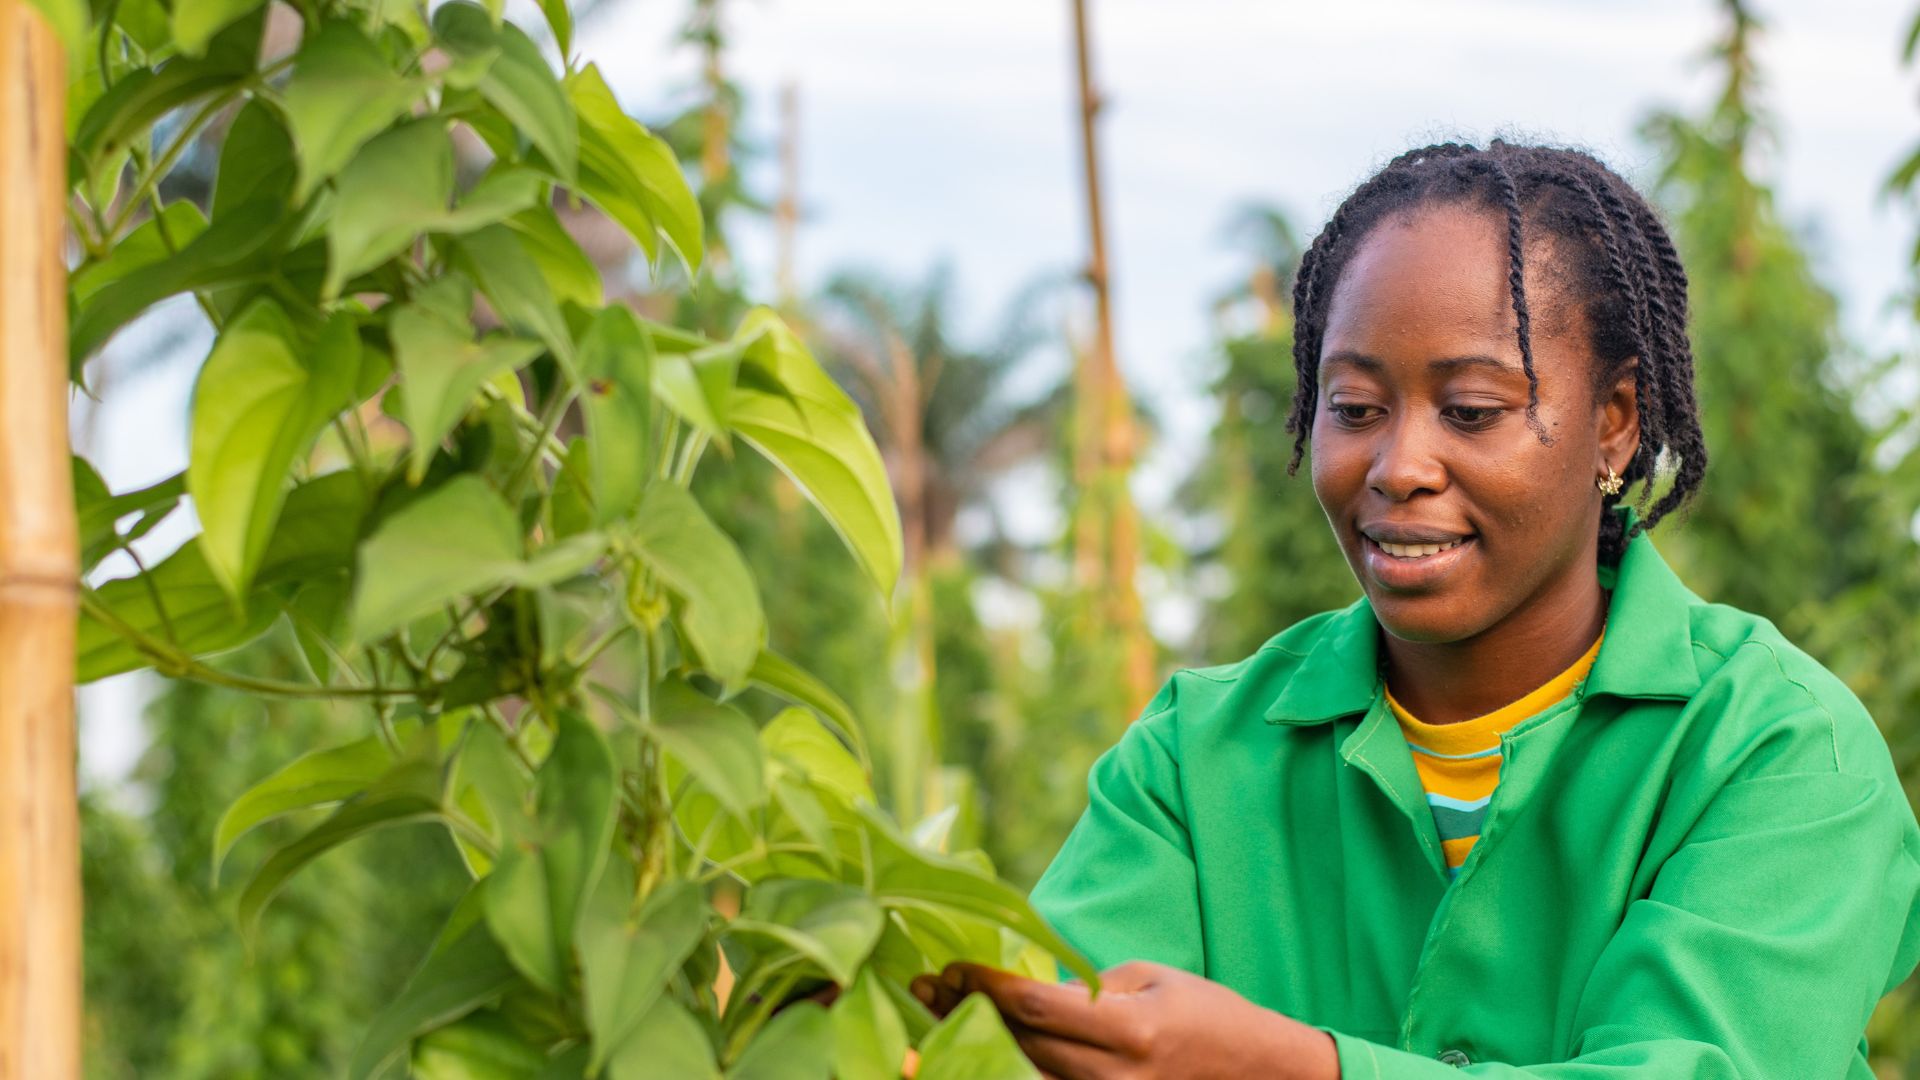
[910,960,1340,1080]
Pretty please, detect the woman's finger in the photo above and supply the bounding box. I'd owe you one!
[945,963,1124,1046]
[1008,1025,1125,1080]
[910,973,968,1018]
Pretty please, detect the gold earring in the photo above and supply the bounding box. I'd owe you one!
[1596,465,1623,497]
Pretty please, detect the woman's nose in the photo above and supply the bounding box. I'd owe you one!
[1366,419,1447,501]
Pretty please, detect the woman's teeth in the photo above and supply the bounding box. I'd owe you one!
[1376,538,1464,559]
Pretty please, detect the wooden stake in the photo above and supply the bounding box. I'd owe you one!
[775,81,799,309]
[1069,0,1154,713]
[0,0,80,1075]
[696,0,731,269]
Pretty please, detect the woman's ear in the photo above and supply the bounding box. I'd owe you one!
[1599,359,1641,474]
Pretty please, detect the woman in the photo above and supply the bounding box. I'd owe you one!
[912,141,1920,1077]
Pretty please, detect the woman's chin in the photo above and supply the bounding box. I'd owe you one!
[1367,594,1484,646]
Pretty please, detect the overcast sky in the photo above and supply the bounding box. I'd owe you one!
[589,0,1918,506]
[76,0,1920,783]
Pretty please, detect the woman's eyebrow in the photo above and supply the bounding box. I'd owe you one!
[1430,354,1521,375]
[1322,351,1520,375]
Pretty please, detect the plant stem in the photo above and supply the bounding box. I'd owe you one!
[635,733,671,899]
[442,809,500,859]
[482,704,538,772]
[503,385,574,503]
[671,430,710,486]
[79,589,436,701]
[693,843,820,886]
[570,622,633,671]
[107,89,241,239]
[723,963,806,1064]
[116,541,178,646]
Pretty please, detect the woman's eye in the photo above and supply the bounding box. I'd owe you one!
[1330,403,1377,425]
[1446,405,1502,428]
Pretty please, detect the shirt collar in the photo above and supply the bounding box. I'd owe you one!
[1264,507,1701,726]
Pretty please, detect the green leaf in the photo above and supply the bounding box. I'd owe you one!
[71,11,262,164]
[256,469,373,584]
[831,969,908,1080]
[913,993,1037,1080]
[731,310,902,598]
[447,225,574,367]
[550,437,596,541]
[281,22,422,201]
[76,539,277,682]
[534,0,571,57]
[770,776,838,873]
[326,119,454,297]
[212,732,391,879]
[649,678,765,820]
[71,201,209,307]
[72,95,294,368]
[483,708,617,994]
[189,302,359,600]
[726,1001,832,1080]
[505,204,601,309]
[237,752,445,937]
[70,197,286,369]
[577,306,654,524]
[349,917,519,1080]
[652,338,742,443]
[567,63,702,275]
[761,708,871,806]
[288,576,352,682]
[327,124,547,298]
[73,462,184,573]
[857,805,1097,988]
[750,652,868,772]
[170,0,263,56]
[605,994,718,1080]
[76,471,366,681]
[446,166,548,233]
[350,476,603,642]
[580,865,708,1071]
[627,483,765,691]
[391,278,544,483]
[211,97,298,218]
[453,721,533,851]
[411,1011,548,1079]
[433,2,576,181]
[730,880,883,988]
[878,972,940,1043]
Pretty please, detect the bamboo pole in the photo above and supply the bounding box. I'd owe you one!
[696,0,731,270]
[1069,0,1154,713]
[0,0,80,1074]
[775,81,799,310]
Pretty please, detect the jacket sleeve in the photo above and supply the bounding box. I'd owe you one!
[1325,762,1920,1079]
[1028,677,1206,975]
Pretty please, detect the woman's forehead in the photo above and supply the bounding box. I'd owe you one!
[1322,203,1586,363]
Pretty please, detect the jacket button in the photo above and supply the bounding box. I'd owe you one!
[1437,1049,1471,1066]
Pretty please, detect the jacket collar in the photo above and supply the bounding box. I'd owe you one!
[1263,508,1702,726]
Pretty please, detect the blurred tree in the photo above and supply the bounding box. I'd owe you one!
[81,636,464,1077]
[812,266,1059,824]
[1181,203,1356,663]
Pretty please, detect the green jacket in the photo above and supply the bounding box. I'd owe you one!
[1030,527,1920,1078]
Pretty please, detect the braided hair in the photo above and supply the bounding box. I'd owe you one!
[1283,139,1706,564]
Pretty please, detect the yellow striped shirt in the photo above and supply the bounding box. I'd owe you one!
[1387,631,1604,879]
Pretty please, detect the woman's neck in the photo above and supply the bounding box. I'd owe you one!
[1379,562,1609,726]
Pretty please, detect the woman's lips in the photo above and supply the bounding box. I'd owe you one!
[1362,534,1476,590]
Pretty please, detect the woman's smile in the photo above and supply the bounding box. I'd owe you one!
[1360,530,1477,590]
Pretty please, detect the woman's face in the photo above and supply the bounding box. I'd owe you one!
[1310,202,1639,645]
